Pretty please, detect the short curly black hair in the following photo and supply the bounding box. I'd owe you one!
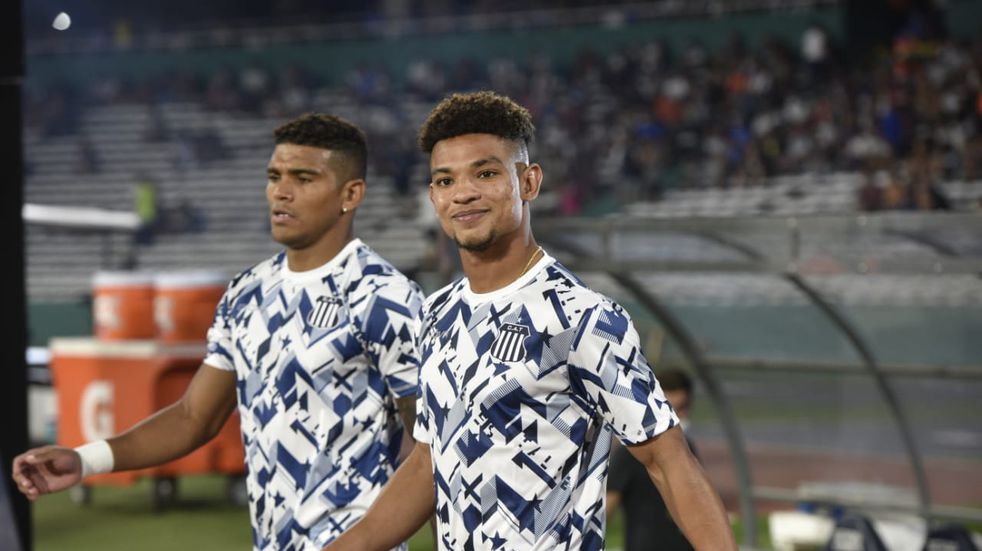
[274,113,367,180]
[418,91,535,154]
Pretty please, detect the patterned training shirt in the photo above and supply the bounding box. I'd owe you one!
[206,239,423,550]
[414,253,678,551]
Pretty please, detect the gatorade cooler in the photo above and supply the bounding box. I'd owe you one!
[154,271,226,343]
[49,337,245,508]
[92,271,155,341]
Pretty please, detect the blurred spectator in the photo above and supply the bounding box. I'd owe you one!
[163,198,208,234]
[275,65,315,116]
[858,170,885,212]
[801,22,830,78]
[908,139,952,210]
[239,64,271,114]
[143,105,171,142]
[133,175,160,245]
[193,126,230,163]
[204,69,243,112]
[881,170,910,210]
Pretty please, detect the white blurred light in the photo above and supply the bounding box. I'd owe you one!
[52,12,71,31]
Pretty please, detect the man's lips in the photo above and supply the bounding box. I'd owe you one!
[452,209,488,224]
[271,208,296,223]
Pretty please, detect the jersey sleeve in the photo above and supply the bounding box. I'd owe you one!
[358,275,425,401]
[567,302,678,445]
[203,282,236,372]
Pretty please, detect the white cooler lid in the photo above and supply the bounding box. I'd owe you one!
[154,270,228,289]
[92,271,154,288]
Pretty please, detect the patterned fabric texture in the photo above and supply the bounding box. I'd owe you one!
[415,253,678,551]
[205,239,423,551]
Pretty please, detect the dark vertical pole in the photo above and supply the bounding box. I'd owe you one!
[0,0,29,550]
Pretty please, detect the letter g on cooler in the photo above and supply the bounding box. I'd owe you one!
[80,381,115,441]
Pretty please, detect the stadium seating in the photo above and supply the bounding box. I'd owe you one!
[24,102,426,300]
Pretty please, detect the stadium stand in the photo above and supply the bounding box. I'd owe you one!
[23,23,982,299]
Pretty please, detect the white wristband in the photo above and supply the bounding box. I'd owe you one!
[75,441,114,478]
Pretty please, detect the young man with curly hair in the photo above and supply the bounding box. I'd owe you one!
[327,92,736,550]
[13,114,424,551]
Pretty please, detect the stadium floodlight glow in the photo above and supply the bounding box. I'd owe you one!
[52,12,71,31]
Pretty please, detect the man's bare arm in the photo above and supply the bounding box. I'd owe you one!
[625,426,737,551]
[324,442,436,551]
[108,363,238,470]
[13,363,237,500]
[394,396,438,542]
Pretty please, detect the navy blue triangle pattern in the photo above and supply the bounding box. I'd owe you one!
[204,241,423,550]
[414,257,678,549]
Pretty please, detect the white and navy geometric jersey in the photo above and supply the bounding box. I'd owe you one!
[205,238,423,551]
[414,252,678,551]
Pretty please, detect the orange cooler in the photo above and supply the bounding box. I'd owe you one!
[154,271,227,343]
[92,271,155,341]
[49,338,245,488]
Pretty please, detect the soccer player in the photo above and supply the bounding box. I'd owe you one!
[326,92,736,550]
[12,114,423,551]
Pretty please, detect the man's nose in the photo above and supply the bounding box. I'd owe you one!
[452,177,481,203]
[271,179,294,200]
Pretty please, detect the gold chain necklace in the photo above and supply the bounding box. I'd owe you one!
[519,246,544,277]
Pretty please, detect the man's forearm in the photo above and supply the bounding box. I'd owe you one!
[652,457,735,550]
[108,400,228,471]
[326,443,436,551]
[629,428,736,551]
[107,364,237,472]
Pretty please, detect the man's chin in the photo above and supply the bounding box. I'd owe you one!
[271,230,303,249]
[455,233,495,252]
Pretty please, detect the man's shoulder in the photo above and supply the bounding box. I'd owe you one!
[422,277,466,312]
[537,261,620,321]
[346,244,423,298]
[226,251,285,292]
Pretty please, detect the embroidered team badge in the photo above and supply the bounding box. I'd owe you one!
[490,323,530,362]
[308,296,342,328]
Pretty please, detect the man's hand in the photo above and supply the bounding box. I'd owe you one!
[11,446,83,501]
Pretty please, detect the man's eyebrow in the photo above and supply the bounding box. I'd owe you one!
[267,167,322,175]
[472,156,505,168]
[431,156,506,176]
[287,168,321,176]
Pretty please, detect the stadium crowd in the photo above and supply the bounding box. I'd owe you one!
[25,26,982,215]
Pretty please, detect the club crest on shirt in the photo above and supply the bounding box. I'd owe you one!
[490,323,530,363]
[308,296,342,328]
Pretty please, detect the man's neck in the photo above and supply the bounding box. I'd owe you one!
[461,233,541,294]
[285,230,353,272]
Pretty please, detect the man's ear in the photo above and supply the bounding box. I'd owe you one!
[341,178,366,212]
[520,163,543,202]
